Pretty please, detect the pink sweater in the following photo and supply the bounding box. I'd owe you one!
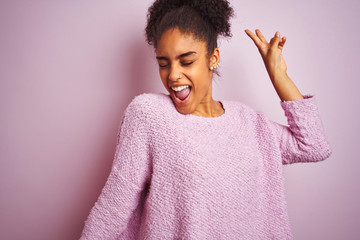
[80,93,331,240]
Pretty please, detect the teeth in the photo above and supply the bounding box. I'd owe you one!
[171,85,189,92]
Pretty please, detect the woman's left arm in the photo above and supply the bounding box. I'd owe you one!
[246,29,331,163]
[245,29,303,101]
[268,96,332,164]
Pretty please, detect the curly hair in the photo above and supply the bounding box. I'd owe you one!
[145,0,234,55]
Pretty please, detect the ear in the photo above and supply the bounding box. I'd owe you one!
[209,48,220,70]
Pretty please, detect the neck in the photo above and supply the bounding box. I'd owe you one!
[191,100,224,118]
[191,83,224,118]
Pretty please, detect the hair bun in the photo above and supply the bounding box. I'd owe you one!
[186,0,234,38]
[146,0,234,46]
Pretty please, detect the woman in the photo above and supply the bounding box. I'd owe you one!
[81,0,331,239]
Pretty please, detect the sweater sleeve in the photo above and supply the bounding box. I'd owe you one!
[269,95,332,165]
[80,97,152,239]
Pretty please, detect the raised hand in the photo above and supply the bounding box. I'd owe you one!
[245,29,287,82]
[244,29,303,101]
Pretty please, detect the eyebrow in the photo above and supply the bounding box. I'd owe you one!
[156,51,197,60]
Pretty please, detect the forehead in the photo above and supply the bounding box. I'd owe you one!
[156,28,207,57]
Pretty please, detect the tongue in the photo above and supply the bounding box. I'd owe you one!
[175,87,190,100]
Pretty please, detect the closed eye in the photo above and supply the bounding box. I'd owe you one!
[159,64,169,68]
[181,62,193,66]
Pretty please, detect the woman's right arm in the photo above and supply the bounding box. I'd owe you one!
[80,98,152,240]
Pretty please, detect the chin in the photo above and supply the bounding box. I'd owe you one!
[175,106,189,114]
[174,104,194,115]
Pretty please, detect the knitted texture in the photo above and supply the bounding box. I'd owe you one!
[80,93,331,240]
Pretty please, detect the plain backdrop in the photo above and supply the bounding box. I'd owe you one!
[1,0,359,239]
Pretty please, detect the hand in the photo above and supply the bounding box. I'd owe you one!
[244,29,303,101]
[245,29,287,82]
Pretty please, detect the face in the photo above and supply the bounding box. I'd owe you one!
[156,28,219,115]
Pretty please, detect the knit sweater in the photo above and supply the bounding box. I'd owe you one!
[80,93,331,240]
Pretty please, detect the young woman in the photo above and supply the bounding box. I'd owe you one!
[81,0,331,239]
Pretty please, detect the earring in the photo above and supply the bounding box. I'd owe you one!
[210,63,219,71]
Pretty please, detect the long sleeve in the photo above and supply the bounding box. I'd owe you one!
[269,95,332,165]
[80,98,152,239]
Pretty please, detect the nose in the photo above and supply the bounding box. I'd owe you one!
[168,64,182,82]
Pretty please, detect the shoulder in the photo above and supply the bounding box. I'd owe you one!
[128,93,171,108]
[222,99,263,120]
[221,99,275,132]
[124,93,175,121]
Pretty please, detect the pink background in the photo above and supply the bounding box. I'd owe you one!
[1,0,359,239]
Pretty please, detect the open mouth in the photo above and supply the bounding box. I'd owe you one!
[170,85,191,104]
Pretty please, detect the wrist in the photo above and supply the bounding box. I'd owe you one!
[269,70,290,84]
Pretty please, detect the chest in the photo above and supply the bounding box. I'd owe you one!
[150,119,264,186]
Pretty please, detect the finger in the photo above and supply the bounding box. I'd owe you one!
[244,29,263,48]
[269,31,281,50]
[279,36,286,50]
[255,29,267,43]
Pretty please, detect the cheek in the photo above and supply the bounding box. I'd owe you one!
[192,67,211,89]
[159,70,170,90]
